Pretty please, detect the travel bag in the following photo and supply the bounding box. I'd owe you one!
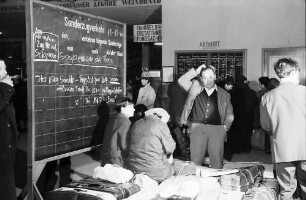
[44,177,141,200]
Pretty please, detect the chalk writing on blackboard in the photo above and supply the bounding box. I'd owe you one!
[32,1,125,160]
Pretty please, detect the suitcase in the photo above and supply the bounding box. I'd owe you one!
[220,165,265,192]
[44,177,141,200]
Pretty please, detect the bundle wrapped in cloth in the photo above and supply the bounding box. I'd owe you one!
[220,165,265,192]
[243,178,279,200]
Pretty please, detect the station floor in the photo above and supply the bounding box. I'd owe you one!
[15,130,272,200]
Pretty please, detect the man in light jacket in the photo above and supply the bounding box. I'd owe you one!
[260,58,306,200]
[178,64,234,169]
[136,70,156,109]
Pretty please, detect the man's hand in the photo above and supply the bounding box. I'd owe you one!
[196,64,206,74]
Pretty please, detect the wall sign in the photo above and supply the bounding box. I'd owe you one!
[133,24,162,42]
[199,41,220,49]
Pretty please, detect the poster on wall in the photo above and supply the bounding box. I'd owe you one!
[162,66,173,82]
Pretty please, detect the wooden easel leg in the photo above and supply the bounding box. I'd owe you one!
[17,183,28,200]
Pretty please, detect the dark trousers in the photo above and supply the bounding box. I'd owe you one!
[189,123,226,169]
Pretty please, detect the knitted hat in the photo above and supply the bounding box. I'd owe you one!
[141,70,151,79]
[145,108,170,123]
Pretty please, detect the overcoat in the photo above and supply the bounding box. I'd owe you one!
[0,83,18,200]
[260,82,306,163]
[100,112,131,167]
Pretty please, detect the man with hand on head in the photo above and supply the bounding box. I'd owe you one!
[260,58,306,200]
[0,60,18,200]
[178,64,234,169]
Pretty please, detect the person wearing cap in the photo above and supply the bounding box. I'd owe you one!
[126,108,215,182]
[126,108,176,182]
[178,64,234,169]
[100,97,135,167]
[260,58,306,200]
[0,60,18,200]
[136,70,156,109]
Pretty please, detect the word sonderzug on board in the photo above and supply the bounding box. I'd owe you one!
[64,17,105,34]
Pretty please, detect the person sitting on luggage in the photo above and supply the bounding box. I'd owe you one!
[126,108,175,182]
[126,108,210,182]
[100,97,135,167]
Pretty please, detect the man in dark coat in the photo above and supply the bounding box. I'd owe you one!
[0,60,18,200]
[229,76,259,153]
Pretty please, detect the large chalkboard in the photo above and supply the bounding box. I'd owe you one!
[30,1,125,161]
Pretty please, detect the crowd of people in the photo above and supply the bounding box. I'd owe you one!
[0,57,305,200]
[101,58,305,200]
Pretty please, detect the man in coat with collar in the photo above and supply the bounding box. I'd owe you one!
[136,70,156,109]
[260,58,306,200]
[178,64,234,169]
[0,60,18,200]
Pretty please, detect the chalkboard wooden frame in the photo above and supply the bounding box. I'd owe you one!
[26,1,126,199]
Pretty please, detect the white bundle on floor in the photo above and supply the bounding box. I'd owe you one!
[196,177,222,200]
[132,173,158,190]
[127,174,159,200]
[93,164,134,184]
[158,175,201,199]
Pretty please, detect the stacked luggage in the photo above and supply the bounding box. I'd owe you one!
[43,163,280,200]
[219,163,279,200]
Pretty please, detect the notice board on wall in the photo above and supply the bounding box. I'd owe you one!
[29,0,126,161]
[175,51,245,83]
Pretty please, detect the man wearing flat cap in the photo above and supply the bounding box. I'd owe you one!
[178,64,234,169]
[136,70,156,109]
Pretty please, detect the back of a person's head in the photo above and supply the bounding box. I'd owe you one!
[267,78,280,90]
[274,58,299,78]
[115,97,133,113]
[258,76,269,87]
[133,104,148,118]
[235,75,247,84]
[224,78,234,86]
